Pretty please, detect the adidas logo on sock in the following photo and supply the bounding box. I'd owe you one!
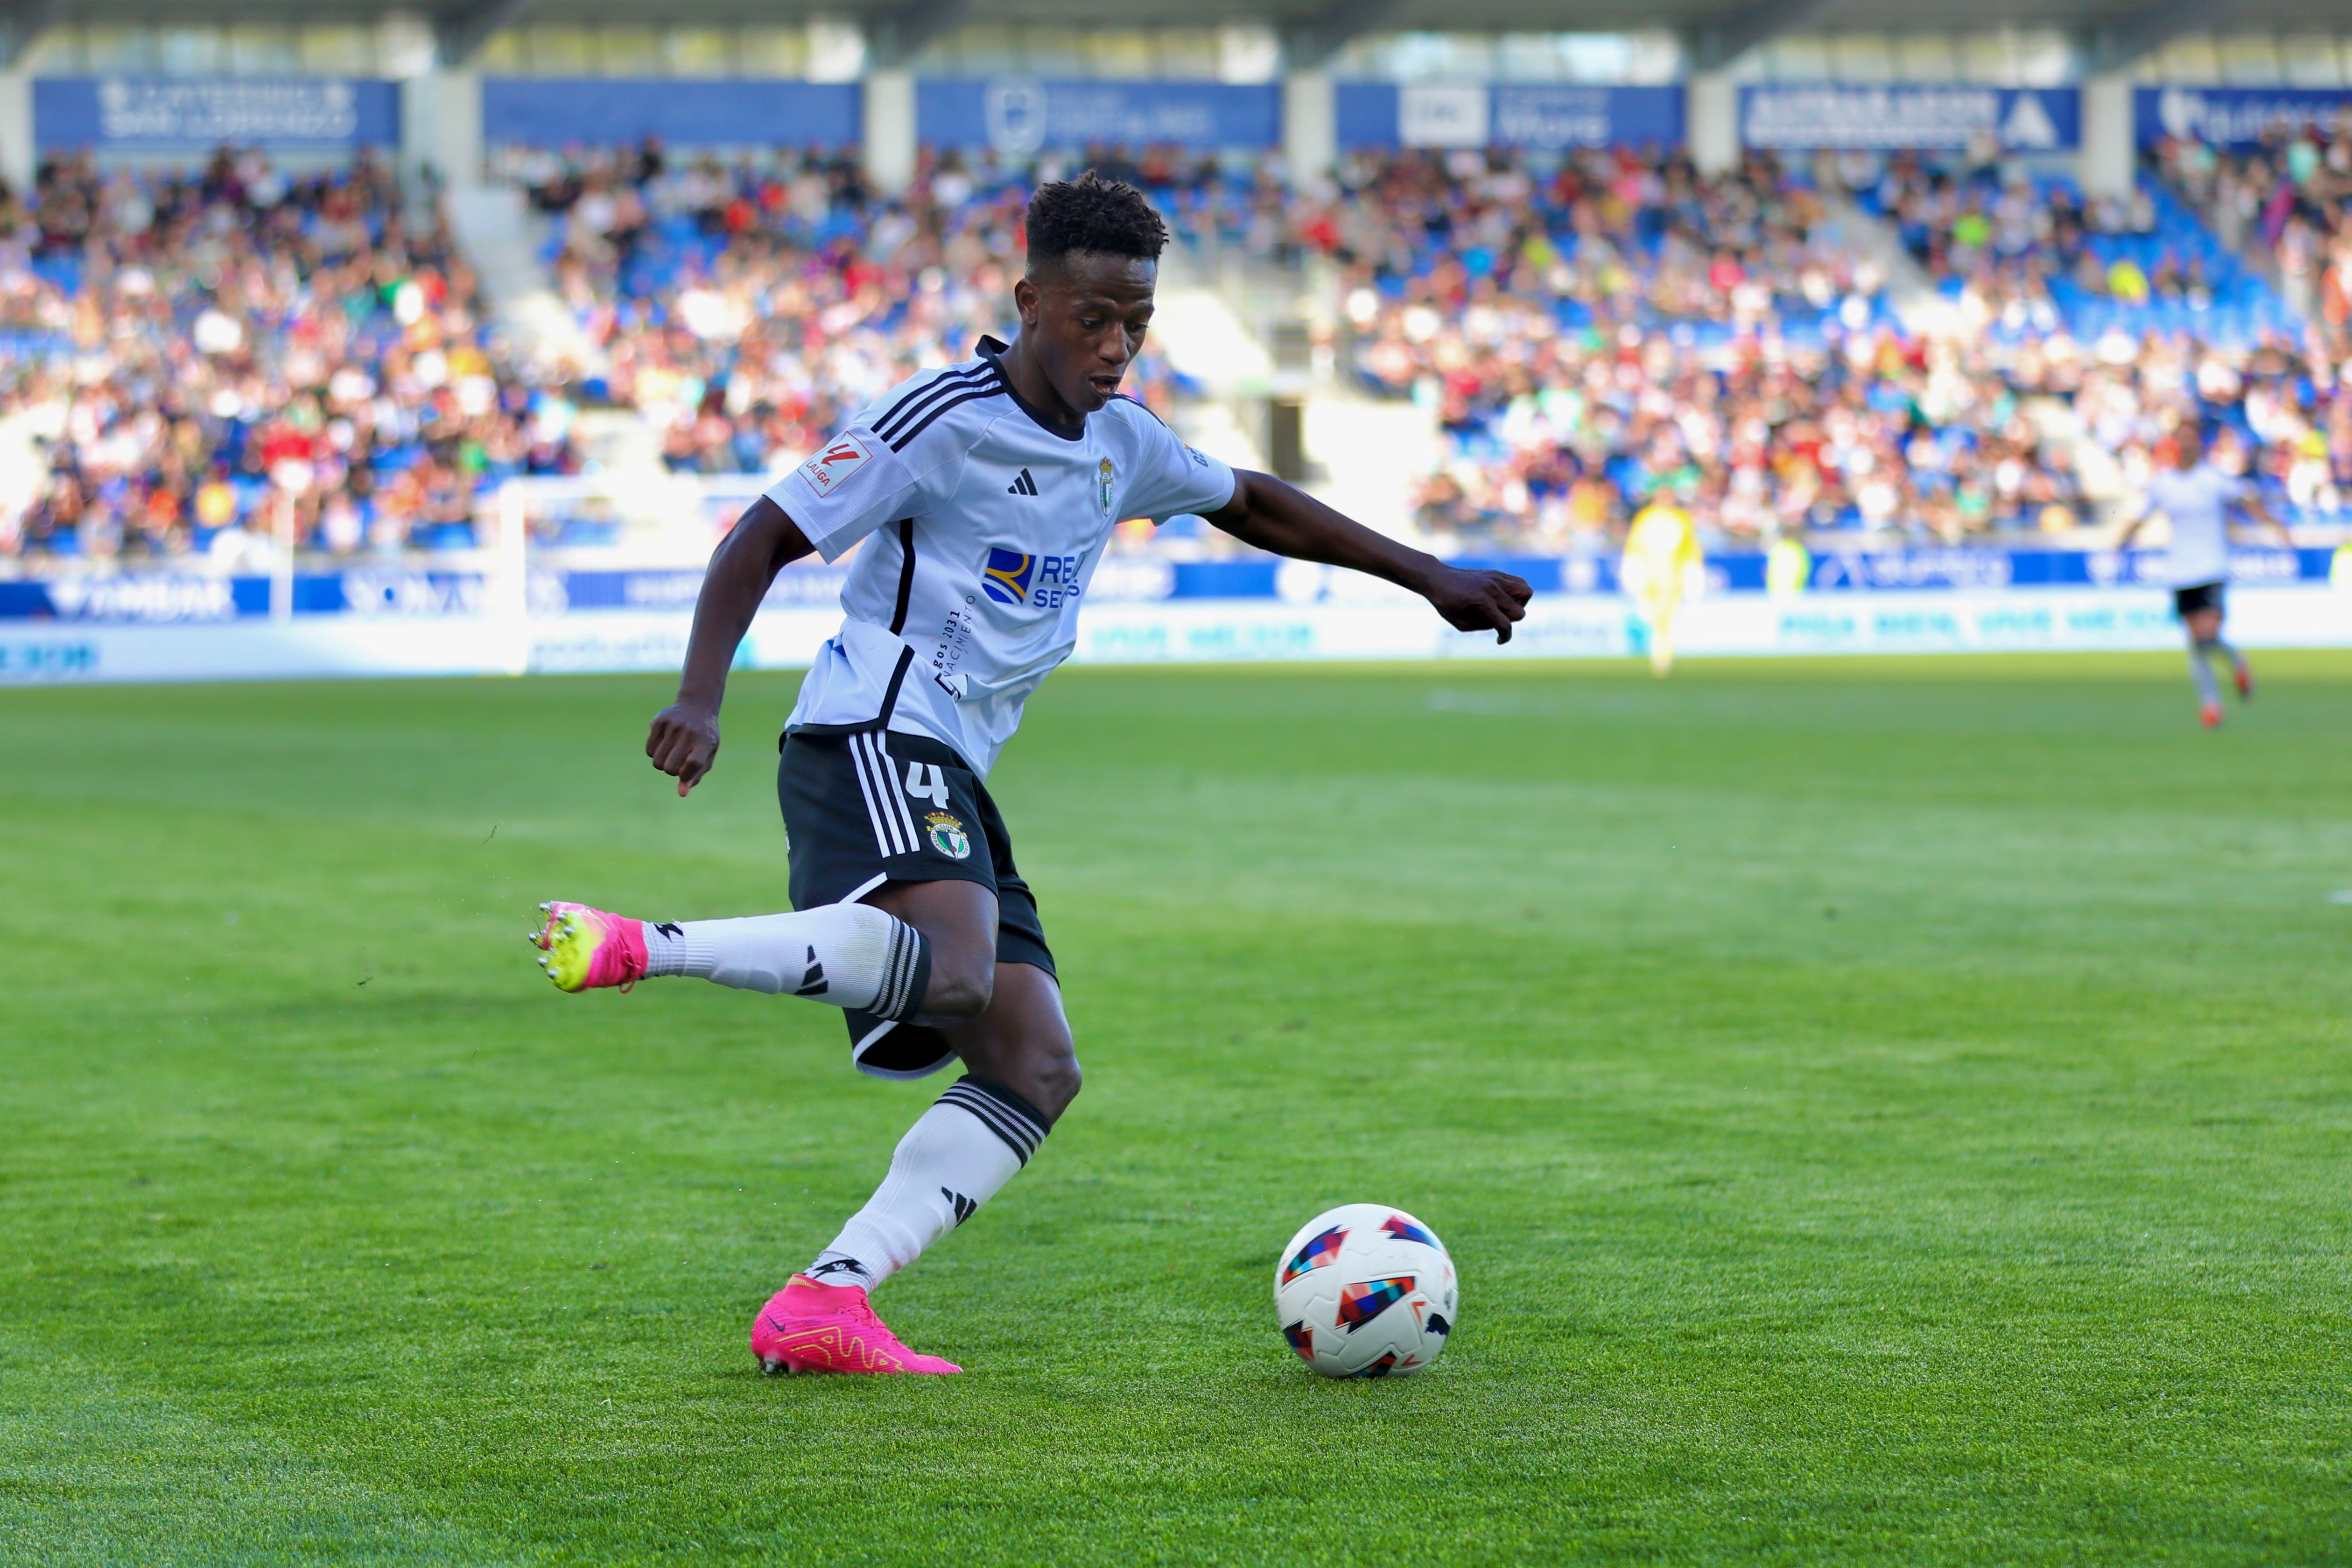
[1006,468,1038,496]
[654,921,683,938]
[941,1188,977,1227]
[809,1257,869,1282]
[795,944,827,997]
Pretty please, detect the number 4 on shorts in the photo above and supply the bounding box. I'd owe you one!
[904,760,950,809]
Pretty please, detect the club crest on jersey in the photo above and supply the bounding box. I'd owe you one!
[925,811,972,860]
[796,433,871,497]
[1096,457,1116,518]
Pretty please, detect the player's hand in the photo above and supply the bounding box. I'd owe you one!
[1422,565,1533,643]
[646,701,721,796]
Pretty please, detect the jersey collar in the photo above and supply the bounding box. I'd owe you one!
[976,335,1085,443]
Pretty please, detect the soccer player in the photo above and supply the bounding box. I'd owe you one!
[526,174,1531,1376]
[2114,426,2289,728]
[1621,486,1702,675]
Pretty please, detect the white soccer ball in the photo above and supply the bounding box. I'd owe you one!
[1272,1203,1457,1378]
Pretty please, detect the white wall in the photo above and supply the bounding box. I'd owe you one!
[401,69,482,191]
[1283,71,1335,182]
[864,69,915,195]
[2079,73,2134,198]
[0,70,28,196]
[1688,71,1738,175]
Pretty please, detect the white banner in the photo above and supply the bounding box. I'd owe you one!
[6,587,2347,686]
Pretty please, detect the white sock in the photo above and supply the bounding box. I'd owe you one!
[805,1076,1053,1291]
[641,906,928,1019]
[2189,640,2224,707]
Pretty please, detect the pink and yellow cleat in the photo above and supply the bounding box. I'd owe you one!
[752,1276,962,1375]
[528,901,647,992]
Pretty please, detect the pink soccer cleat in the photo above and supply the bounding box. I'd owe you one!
[528,901,648,992]
[751,1276,962,1375]
[2200,702,2225,730]
[2235,665,2254,702]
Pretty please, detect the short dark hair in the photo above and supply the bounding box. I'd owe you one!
[1024,170,1169,274]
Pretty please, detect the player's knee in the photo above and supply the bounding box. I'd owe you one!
[919,954,995,1020]
[1038,1050,1082,1115]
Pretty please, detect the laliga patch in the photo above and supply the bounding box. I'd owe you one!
[797,433,873,498]
[925,811,972,861]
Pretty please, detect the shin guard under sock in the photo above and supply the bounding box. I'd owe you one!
[806,1076,1053,1290]
[643,906,930,1020]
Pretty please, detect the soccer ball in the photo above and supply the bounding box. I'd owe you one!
[1272,1203,1456,1378]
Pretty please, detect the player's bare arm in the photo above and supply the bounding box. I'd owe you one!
[645,495,814,795]
[1205,473,1534,642]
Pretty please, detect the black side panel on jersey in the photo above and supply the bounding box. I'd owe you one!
[876,645,915,725]
[889,518,915,634]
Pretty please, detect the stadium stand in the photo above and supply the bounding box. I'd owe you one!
[501,141,1185,478]
[0,148,578,563]
[5,130,2349,565]
[1289,148,2341,546]
[2149,120,2352,351]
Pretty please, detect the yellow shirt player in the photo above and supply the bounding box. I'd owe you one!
[1621,495,1703,675]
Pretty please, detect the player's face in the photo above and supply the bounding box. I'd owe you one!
[1016,252,1157,415]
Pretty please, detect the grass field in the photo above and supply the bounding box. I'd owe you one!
[2,654,2349,1566]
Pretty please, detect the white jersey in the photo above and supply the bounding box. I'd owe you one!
[2141,465,2249,588]
[767,337,1236,777]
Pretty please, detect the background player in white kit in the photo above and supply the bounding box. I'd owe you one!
[2115,426,2290,729]
[525,173,1533,1375]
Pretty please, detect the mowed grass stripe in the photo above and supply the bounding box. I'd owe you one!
[0,658,2347,1563]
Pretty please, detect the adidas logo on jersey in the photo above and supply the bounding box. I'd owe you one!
[1006,468,1039,496]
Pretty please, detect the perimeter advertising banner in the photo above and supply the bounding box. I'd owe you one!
[2136,86,2352,148]
[1738,84,2080,151]
[35,78,400,151]
[916,80,1280,152]
[480,80,860,147]
[1336,83,1684,150]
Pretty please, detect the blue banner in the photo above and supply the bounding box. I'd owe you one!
[1739,84,2079,152]
[35,78,400,150]
[2136,86,2352,148]
[916,79,1279,152]
[3,549,2338,621]
[1336,83,1683,150]
[481,79,860,147]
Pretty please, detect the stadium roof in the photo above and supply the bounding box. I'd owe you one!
[10,0,2346,74]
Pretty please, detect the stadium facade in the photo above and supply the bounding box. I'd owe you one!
[4,6,2352,196]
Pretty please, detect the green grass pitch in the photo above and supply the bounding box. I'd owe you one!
[2,654,2349,1565]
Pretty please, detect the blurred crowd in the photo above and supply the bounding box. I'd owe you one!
[2151,118,2352,355]
[5,134,2347,567]
[0,148,581,564]
[1263,147,2335,548]
[510,138,1184,477]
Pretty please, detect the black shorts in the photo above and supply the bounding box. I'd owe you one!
[778,727,1053,1081]
[2174,581,2225,617]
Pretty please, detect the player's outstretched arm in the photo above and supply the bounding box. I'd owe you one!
[1204,470,1532,641]
[646,495,814,796]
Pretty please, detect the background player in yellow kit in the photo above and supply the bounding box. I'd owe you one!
[1622,488,1703,675]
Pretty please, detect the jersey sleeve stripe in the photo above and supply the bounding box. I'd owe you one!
[886,383,1007,453]
[873,364,997,444]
